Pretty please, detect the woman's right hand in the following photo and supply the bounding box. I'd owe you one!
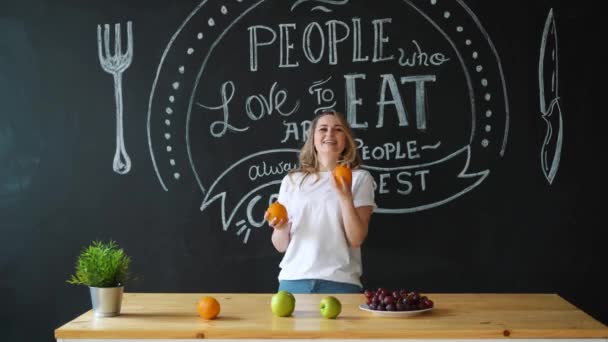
[268,211,291,253]
[264,211,288,230]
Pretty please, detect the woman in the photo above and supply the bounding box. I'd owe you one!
[265,111,376,293]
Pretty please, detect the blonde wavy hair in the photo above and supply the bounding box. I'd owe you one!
[290,112,362,184]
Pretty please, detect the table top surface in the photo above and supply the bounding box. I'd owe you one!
[55,293,608,339]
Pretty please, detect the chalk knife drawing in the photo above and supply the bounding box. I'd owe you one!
[538,9,563,185]
[97,21,134,175]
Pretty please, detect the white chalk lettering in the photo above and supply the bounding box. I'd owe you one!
[196,81,249,137]
[248,25,277,72]
[281,120,312,143]
[397,170,429,194]
[377,73,408,128]
[301,120,311,141]
[367,170,431,196]
[303,21,324,63]
[351,18,369,62]
[373,18,394,62]
[398,40,450,67]
[326,20,350,65]
[356,138,421,161]
[279,24,299,68]
[309,77,336,113]
[345,73,368,128]
[345,74,435,131]
[407,140,420,159]
[248,18,396,71]
[379,173,390,194]
[245,82,300,120]
[248,160,297,181]
[282,121,300,143]
[402,75,436,130]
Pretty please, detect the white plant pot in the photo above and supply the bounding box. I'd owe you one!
[89,286,124,317]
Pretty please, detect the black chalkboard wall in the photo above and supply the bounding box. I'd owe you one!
[1,0,605,340]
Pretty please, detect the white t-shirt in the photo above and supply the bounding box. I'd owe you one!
[277,169,376,287]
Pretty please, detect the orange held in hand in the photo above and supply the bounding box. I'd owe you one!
[333,164,352,187]
[266,201,288,224]
[197,296,220,320]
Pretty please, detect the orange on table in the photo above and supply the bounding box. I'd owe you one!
[333,164,352,187]
[266,201,288,224]
[197,296,220,320]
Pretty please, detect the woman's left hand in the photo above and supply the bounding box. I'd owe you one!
[330,173,353,202]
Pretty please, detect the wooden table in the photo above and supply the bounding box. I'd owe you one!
[55,293,608,341]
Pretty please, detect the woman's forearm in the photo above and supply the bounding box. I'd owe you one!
[339,199,372,248]
[271,225,291,252]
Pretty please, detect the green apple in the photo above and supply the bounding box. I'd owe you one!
[319,296,342,319]
[271,290,296,317]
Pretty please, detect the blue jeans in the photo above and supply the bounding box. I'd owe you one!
[279,279,362,294]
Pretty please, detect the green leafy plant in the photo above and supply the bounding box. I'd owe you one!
[67,240,131,287]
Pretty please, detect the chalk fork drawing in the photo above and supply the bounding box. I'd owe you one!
[538,9,563,185]
[97,21,134,175]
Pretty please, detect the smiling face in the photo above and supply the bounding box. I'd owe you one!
[296,112,361,174]
[313,114,346,160]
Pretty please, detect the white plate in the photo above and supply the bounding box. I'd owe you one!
[358,304,433,317]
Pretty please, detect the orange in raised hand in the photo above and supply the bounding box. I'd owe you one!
[333,164,352,187]
[197,296,221,320]
[266,201,288,224]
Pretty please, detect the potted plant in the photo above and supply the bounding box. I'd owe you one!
[67,240,132,317]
